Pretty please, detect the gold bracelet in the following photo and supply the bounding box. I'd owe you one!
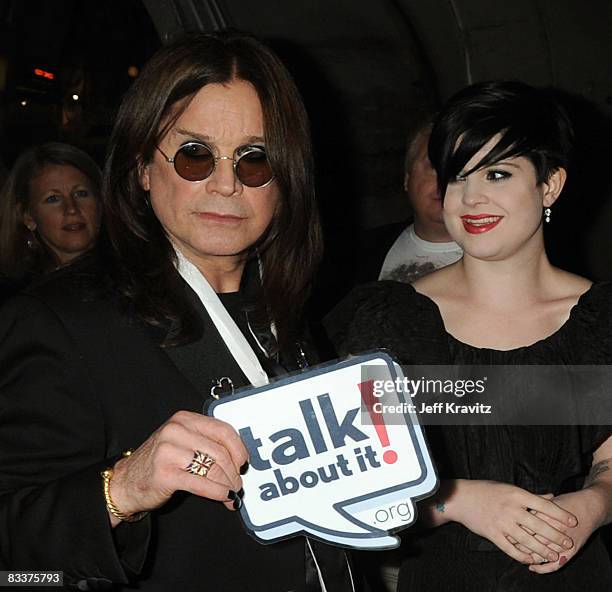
[101,450,149,523]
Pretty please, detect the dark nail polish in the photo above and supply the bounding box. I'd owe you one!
[233,497,243,510]
[559,556,567,566]
[237,488,245,499]
[240,462,249,475]
[227,490,238,501]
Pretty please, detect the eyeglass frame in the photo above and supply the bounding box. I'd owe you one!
[155,141,276,188]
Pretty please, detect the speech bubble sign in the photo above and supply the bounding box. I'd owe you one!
[208,352,437,549]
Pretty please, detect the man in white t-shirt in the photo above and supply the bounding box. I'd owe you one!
[379,124,462,282]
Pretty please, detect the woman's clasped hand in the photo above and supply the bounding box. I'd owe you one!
[450,480,577,564]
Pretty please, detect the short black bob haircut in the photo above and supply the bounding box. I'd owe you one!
[429,80,573,197]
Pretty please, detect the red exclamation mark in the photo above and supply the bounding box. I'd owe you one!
[358,380,398,464]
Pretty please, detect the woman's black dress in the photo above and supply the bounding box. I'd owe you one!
[326,280,612,592]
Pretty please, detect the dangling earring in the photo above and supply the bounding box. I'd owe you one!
[25,226,36,249]
[544,207,551,223]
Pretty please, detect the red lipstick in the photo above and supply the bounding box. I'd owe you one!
[460,214,503,234]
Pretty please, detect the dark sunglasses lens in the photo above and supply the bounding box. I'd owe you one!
[174,143,215,181]
[236,149,274,187]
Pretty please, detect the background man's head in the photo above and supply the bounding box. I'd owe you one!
[403,122,451,242]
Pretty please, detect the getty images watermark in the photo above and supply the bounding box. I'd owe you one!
[371,375,491,416]
[360,364,612,425]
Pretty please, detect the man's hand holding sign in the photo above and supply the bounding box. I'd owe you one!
[209,353,438,549]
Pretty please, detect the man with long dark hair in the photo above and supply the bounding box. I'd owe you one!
[0,31,353,591]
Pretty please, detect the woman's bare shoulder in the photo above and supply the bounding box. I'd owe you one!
[412,261,463,299]
[549,268,592,301]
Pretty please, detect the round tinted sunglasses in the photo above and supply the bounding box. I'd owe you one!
[156,141,275,188]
